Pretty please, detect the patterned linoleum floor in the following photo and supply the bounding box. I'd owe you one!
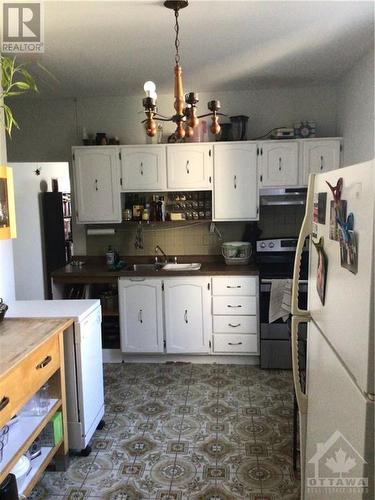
[30,363,300,499]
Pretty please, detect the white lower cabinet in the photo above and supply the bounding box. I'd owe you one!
[211,276,259,355]
[164,278,211,354]
[119,275,258,356]
[119,279,164,353]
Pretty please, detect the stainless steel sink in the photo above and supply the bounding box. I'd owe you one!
[163,263,201,271]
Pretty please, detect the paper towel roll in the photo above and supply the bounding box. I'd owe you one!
[87,228,115,236]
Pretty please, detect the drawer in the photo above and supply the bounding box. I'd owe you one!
[212,296,257,315]
[212,276,257,296]
[0,335,60,426]
[213,315,257,334]
[213,334,258,354]
[27,335,61,395]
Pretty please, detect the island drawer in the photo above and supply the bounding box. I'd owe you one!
[213,333,258,353]
[212,296,257,315]
[213,315,257,334]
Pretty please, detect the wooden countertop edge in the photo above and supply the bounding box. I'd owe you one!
[0,317,74,379]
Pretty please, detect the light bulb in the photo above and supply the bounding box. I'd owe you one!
[150,91,157,100]
[144,81,156,97]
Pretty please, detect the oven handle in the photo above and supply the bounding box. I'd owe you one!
[260,280,308,293]
[292,174,314,317]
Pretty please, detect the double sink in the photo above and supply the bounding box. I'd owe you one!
[129,262,201,272]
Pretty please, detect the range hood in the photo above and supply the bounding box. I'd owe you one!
[259,187,307,206]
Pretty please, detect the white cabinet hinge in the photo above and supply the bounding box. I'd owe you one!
[120,177,123,186]
[209,176,212,183]
[209,340,212,349]
[163,339,166,349]
[162,283,164,291]
[207,282,210,290]
[119,152,122,160]
[72,153,75,161]
[209,149,212,157]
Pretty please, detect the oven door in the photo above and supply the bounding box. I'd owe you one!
[260,279,307,369]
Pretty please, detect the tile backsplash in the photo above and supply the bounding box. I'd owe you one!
[85,206,305,257]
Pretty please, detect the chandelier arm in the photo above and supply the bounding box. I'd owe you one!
[197,112,227,119]
[174,8,180,64]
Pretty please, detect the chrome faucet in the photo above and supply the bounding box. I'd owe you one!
[155,245,168,264]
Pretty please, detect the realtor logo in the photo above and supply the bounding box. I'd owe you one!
[2,2,44,53]
[307,430,368,494]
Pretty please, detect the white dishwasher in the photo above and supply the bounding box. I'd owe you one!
[7,299,105,455]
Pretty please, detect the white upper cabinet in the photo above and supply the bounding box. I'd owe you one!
[119,279,164,353]
[120,146,167,191]
[213,143,259,221]
[166,144,213,190]
[259,141,299,187]
[301,139,341,185]
[73,147,121,224]
[164,277,211,354]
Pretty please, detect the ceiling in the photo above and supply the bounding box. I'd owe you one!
[15,0,375,98]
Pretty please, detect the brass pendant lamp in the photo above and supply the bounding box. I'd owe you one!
[142,0,224,140]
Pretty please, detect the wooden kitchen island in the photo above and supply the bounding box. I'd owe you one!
[0,317,73,496]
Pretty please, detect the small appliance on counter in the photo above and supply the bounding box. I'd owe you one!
[270,127,295,139]
[222,241,252,265]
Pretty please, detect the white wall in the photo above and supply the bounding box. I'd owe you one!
[0,107,15,302]
[6,84,338,162]
[337,48,375,166]
[11,162,70,300]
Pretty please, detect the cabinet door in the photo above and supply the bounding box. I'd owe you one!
[302,140,341,185]
[260,141,299,187]
[164,278,211,353]
[213,143,258,221]
[119,279,164,353]
[120,146,166,191]
[73,147,121,223]
[166,144,213,189]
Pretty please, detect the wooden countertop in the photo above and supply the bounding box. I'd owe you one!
[0,318,73,378]
[52,256,259,283]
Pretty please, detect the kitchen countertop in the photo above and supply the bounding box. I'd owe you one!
[52,256,259,284]
[0,317,73,377]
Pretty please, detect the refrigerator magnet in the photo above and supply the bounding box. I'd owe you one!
[329,200,347,241]
[318,192,327,224]
[313,237,328,306]
[313,193,319,223]
[337,213,358,274]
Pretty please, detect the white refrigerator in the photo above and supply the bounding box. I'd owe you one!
[7,299,105,455]
[291,161,374,500]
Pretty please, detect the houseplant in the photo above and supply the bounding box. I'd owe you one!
[0,55,39,136]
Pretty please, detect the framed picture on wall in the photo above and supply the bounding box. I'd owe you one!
[0,166,17,240]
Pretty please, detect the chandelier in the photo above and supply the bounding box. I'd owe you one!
[142,0,224,140]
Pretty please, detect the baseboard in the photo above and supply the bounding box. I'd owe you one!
[102,349,259,365]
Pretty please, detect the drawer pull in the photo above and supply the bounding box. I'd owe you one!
[226,285,241,289]
[227,304,242,308]
[184,309,189,323]
[36,355,52,369]
[228,323,241,328]
[228,342,243,346]
[0,396,10,412]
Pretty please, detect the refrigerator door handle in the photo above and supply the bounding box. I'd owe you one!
[291,316,308,415]
[291,174,315,317]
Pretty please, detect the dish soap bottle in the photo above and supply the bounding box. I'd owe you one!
[106,246,115,267]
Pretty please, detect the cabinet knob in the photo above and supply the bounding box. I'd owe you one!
[95,179,98,191]
[186,160,190,174]
[320,155,324,170]
[140,162,144,175]
[278,157,282,171]
[233,175,237,189]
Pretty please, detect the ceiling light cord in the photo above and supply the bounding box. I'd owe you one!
[174,8,180,65]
